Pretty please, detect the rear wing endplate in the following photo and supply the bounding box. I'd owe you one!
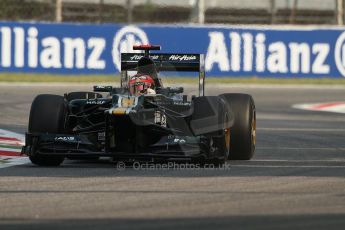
[120,53,205,96]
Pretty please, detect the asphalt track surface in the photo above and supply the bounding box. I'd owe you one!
[0,83,345,230]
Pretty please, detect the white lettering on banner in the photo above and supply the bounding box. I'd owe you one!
[267,42,288,73]
[41,37,62,68]
[63,38,85,69]
[255,33,266,72]
[27,27,38,68]
[205,32,230,71]
[229,32,241,72]
[0,26,107,70]
[312,44,330,74]
[0,27,11,67]
[13,27,24,68]
[205,31,333,76]
[289,43,310,74]
[87,38,106,69]
[242,33,253,72]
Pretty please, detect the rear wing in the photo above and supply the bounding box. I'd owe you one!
[120,53,205,96]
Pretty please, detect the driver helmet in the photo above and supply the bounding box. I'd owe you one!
[129,74,155,95]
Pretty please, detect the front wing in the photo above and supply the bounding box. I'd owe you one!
[22,132,212,161]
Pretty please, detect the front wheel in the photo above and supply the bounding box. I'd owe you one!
[28,94,66,166]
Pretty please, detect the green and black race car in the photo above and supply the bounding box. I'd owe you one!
[22,45,256,166]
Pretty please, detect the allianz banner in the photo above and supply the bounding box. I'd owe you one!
[1,21,345,77]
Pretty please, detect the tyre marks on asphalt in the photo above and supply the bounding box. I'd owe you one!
[0,129,29,168]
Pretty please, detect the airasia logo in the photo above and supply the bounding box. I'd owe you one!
[169,55,197,61]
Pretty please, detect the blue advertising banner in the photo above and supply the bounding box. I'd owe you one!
[1,21,345,77]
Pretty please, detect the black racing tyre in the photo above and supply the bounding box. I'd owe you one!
[66,91,102,101]
[219,93,256,160]
[28,94,66,166]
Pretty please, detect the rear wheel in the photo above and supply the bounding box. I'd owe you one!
[28,94,66,166]
[220,93,256,160]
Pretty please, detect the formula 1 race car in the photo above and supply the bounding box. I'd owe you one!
[22,45,256,166]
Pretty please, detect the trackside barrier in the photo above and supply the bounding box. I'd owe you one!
[1,21,345,77]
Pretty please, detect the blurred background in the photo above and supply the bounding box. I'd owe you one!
[0,0,344,25]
